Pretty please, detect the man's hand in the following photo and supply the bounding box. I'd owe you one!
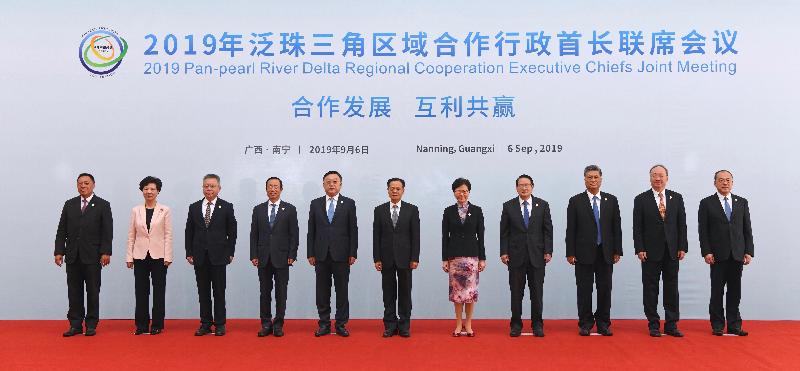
[229,256,234,264]
[410,261,419,270]
[613,254,620,264]
[677,251,686,261]
[544,254,552,264]
[374,261,382,271]
[744,254,753,265]
[567,256,577,265]
[637,251,648,262]
[704,254,715,265]
[251,258,259,267]
[100,254,111,267]
[308,257,316,266]
[54,255,63,267]
[500,254,509,265]
[288,258,295,265]
[349,257,357,265]
[186,256,194,265]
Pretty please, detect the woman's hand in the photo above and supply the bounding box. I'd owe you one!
[441,261,449,273]
[478,260,486,272]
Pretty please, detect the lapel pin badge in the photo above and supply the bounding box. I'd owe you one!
[735,198,738,202]
[604,198,607,201]
[218,205,222,209]
[91,204,95,207]
[468,213,472,216]
[535,203,539,207]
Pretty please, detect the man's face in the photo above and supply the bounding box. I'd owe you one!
[142,183,159,202]
[203,178,221,200]
[516,177,533,199]
[266,179,282,202]
[323,174,342,197]
[650,167,668,192]
[387,181,404,203]
[714,171,733,195]
[77,176,95,198]
[584,170,602,193]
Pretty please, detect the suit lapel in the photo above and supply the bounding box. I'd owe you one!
[330,196,345,224]
[712,194,728,222]
[514,198,527,230]
[730,194,740,221]
[137,205,147,234]
[599,192,609,228]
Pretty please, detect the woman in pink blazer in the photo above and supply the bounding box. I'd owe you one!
[126,176,173,335]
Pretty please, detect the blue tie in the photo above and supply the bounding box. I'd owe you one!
[522,200,530,228]
[327,198,335,223]
[269,203,277,227]
[723,197,732,222]
[592,195,602,245]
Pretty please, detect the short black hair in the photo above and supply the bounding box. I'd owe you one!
[649,164,669,176]
[266,176,283,189]
[323,170,342,182]
[451,177,471,192]
[139,176,162,191]
[714,169,733,180]
[516,174,534,187]
[387,177,405,188]
[77,173,95,183]
[584,165,602,177]
[203,174,221,183]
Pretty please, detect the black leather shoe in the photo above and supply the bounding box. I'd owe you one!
[63,327,83,337]
[533,328,545,337]
[649,328,662,337]
[214,325,226,336]
[150,329,162,335]
[273,327,284,337]
[85,328,97,336]
[579,328,591,336]
[335,326,350,337]
[597,328,613,336]
[195,326,212,336]
[398,329,410,338]
[383,328,397,338]
[314,325,331,337]
[727,328,748,336]
[712,328,723,336]
[510,328,522,337]
[665,328,684,337]
[258,326,273,337]
[134,328,147,335]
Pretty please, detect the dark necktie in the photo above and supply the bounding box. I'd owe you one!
[391,205,399,228]
[204,202,212,227]
[81,199,88,214]
[522,200,530,228]
[270,203,277,227]
[592,195,602,245]
[723,197,732,222]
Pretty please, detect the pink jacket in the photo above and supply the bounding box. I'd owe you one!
[126,204,173,262]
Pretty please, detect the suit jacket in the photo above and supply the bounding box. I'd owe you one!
[632,189,688,261]
[372,201,421,268]
[565,191,623,264]
[307,195,358,262]
[441,203,486,261]
[54,195,113,264]
[249,200,299,268]
[698,193,754,261]
[500,197,554,268]
[185,198,237,266]
[125,204,173,262]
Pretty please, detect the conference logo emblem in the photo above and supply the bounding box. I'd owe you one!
[79,27,128,77]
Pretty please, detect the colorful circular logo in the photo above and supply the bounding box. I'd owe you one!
[79,27,128,76]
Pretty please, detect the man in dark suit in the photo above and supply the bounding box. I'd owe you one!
[54,173,112,337]
[373,178,420,338]
[307,170,358,337]
[500,174,553,337]
[250,177,298,337]
[185,174,237,336]
[566,165,622,336]
[698,169,754,336]
[632,164,688,337]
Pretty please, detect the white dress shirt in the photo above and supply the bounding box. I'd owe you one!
[326,194,340,214]
[202,197,218,219]
[389,201,402,218]
[652,188,667,209]
[587,190,601,217]
[519,196,533,218]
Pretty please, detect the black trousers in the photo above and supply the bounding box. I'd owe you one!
[575,248,613,330]
[315,254,350,327]
[709,258,743,331]
[509,256,545,330]
[258,261,289,326]
[133,253,168,330]
[66,261,101,329]
[381,264,412,331]
[641,247,679,330]
[194,251,227,326]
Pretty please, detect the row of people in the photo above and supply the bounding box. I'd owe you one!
[53,165,754,339]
